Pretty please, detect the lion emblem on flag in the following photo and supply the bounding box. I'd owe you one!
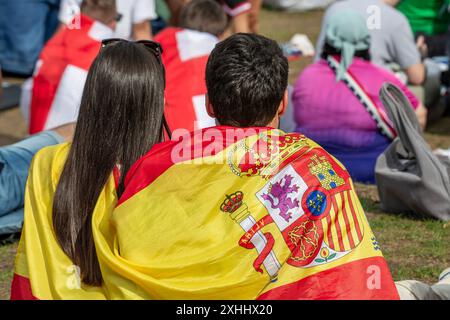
[222,135,366,277]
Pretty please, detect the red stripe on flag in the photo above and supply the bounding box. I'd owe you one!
[341,193,356,249]
[331,197,345,252]
[257,256,399,300]
[10,274,38,300]
[346,191,363,241]
[325,214,334,250]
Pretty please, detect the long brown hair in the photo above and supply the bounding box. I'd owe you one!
[52,41,165,286]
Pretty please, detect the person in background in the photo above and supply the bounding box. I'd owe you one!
[397,0,450,58]
[21,0,117,135]
[0,124,75,236]
[315,0,425,86]
[0,0,61,76]
[0,0,225,239]
[397,268,450,300]
[11,38,166,299]
[165,0,259,33]
[294,10,427,184]
[155,0,228,132]
[263,0,334,12]
[59,0,156,40]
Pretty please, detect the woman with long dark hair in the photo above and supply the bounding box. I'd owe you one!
[11,39,167,299]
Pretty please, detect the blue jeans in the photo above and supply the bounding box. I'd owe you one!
[0,131,63,235]
[0,0,60,75]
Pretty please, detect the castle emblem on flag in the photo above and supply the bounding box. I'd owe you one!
[309,155,345,190]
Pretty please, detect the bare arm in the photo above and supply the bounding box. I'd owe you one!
[415,103,428,130]
[249,0,262,33]
[232,12,250,33]
[132,21,153,41]
[405,63,426,86]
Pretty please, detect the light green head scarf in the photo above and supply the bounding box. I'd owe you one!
[325,10,371,81]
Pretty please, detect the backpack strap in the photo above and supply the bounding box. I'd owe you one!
[327,56,397,140]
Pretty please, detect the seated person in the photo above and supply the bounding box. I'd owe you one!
[12,34,399,299]
[315,0,426,86]
[165,0,258,33]
[12,38,167,300]
[293,10,427,184]
[0,124,75,236]
[155,0,228,132]
[397,268,450,300]
[0,0,60,76]
[0,0,224,238]
[21,0,117,134]
[59,0,156,40]
[397,0,450,58]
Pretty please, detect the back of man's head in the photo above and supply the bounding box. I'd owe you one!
[81,0,117,25]
[206,33,289,128]
[179,0,228,37]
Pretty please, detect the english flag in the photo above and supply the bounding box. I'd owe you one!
[22,14,114,134]
[155,27,218,133]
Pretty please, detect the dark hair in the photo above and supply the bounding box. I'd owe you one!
[321,43,371,61]
[179,0,228,37]
[205,33,289,127]
[52,41,165,286]
[81,0,117,24]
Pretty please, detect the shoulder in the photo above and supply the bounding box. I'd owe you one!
[31,143,71,187]
[381,4,411,29]
[154,27,180,42]
[294,61,330,91]
[300,61,328,78]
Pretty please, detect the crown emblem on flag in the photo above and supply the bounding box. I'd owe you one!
[220,191,244,213]
[308,155,344,190]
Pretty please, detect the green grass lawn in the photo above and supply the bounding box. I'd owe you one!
[0,8,449,300]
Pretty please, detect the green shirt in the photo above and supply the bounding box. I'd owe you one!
[397,0,450,35]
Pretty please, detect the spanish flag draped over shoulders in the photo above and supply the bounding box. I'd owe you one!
[12,126,399,300]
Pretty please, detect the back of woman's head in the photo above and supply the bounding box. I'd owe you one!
[322,10,371,80]
[52,41,165,286]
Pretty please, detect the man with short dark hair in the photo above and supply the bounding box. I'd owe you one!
[113,33,400,300]
[165,0,257,33]
[179,0,229,36]
[155,0,228,132]
[205,33,288,128]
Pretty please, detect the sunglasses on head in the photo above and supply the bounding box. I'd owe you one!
[101,38,163,61]
[100,38,171,140]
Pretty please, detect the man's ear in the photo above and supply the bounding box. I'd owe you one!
[278,89,288,117]
[206,94,216,118]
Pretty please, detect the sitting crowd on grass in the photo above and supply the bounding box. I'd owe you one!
[0,0,449,300]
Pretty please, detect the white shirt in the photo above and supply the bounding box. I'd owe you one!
[59,0,156,39]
